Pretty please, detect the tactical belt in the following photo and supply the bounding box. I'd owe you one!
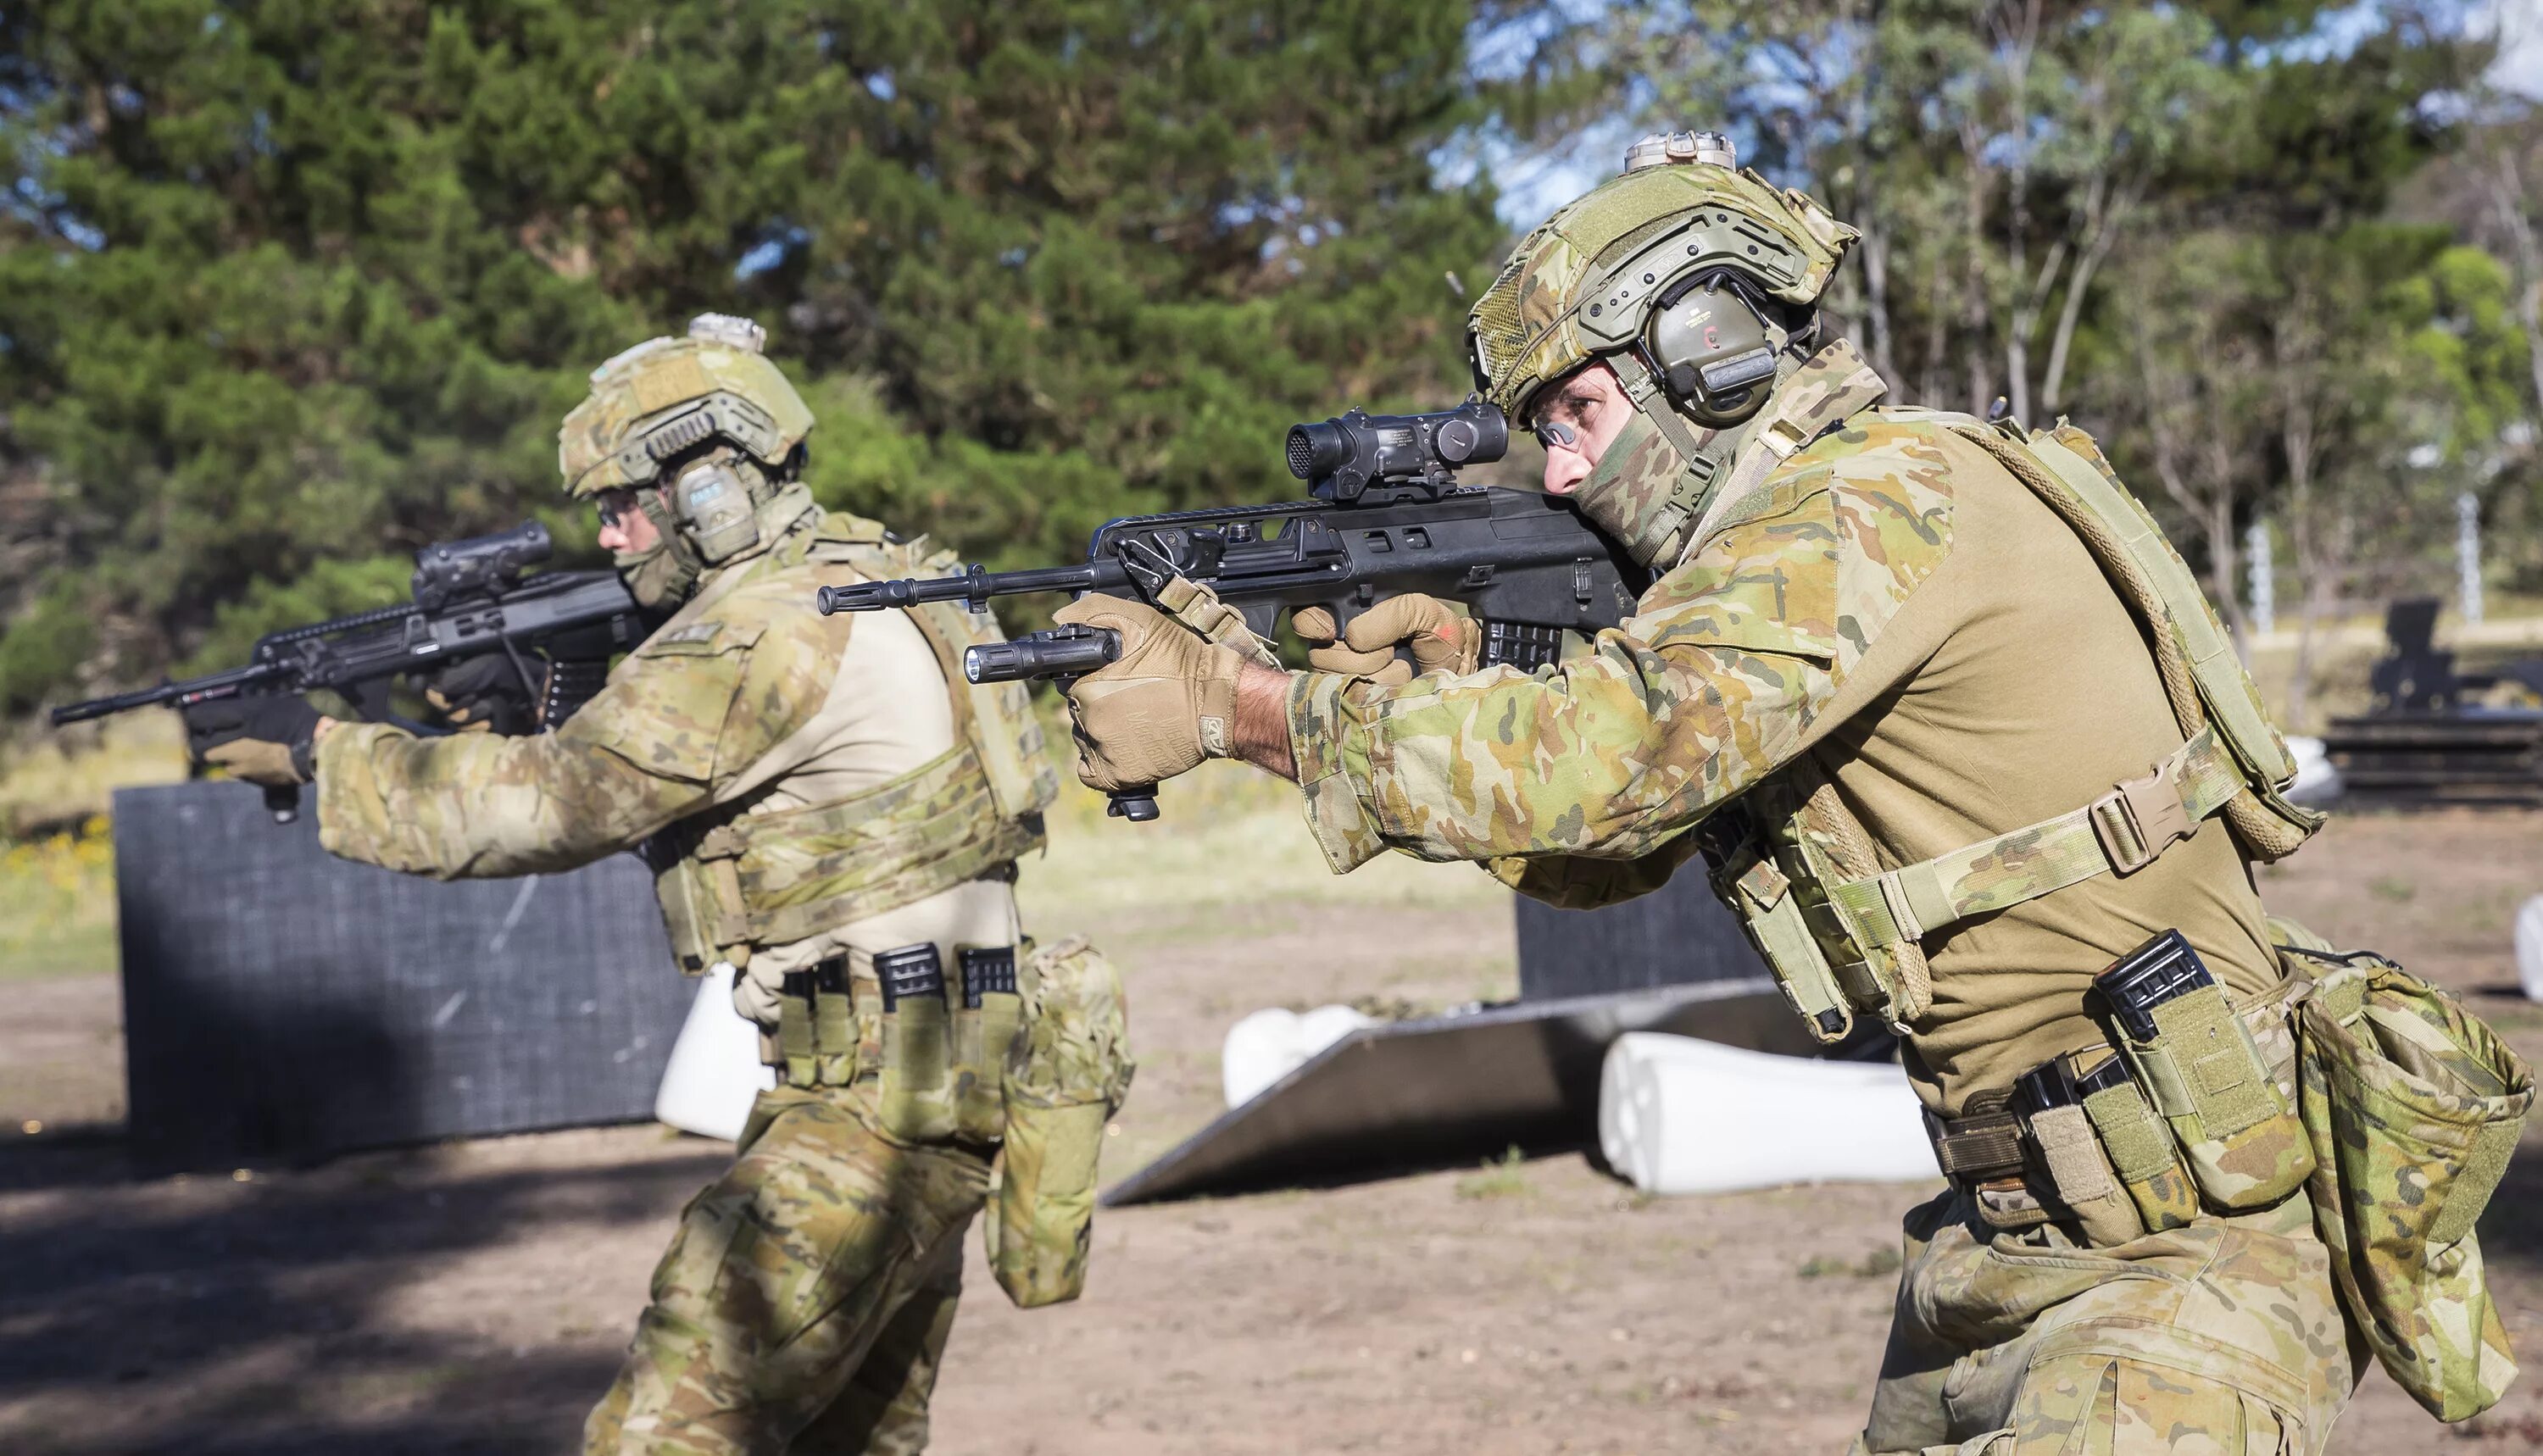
[1924,1086,2027,1187]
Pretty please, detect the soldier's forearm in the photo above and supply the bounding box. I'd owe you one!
[1231,661,1298,781]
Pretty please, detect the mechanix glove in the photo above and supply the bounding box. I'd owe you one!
[183,695,324,788]
[1293,595,1481,687]
[420,655,537,736]
[1051,592,1251,794]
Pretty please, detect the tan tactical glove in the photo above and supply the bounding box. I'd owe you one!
[1053,591,1251,793]
[732,958,786,1032]
[1153,575,1280,667]
[1292,595,1481,686]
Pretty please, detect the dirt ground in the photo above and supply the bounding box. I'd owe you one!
[8,810,2543,1453]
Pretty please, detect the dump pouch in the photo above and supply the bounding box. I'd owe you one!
[2290,946,2534,1420]
[2095,931,2312,1210]
[986,937,1134,1309]
[954,945,1024,1144]
[874,943,956,1142]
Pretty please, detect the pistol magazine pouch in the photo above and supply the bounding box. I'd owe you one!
[875,944,956,1141]
[954,945,1022,1144]
[987,937,1134,1309]
[2292,946,2534,1421]
[2071,1052,2201,1235]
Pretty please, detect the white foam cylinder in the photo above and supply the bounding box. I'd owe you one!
[654,962,777,1141]
[2517,895,2543,1003]
[1598,1032,1939,1196]
[1221,1004,1379,1109]
[2284,736,2341,806]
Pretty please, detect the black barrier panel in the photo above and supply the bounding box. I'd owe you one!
[1512,860,1763,1000]
[115,781,692,1173]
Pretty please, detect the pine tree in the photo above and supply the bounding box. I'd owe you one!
[0,0,1504,709]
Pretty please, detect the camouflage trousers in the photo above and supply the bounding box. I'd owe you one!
[585,1085,994,1455]
[1850,1187,2357,1455]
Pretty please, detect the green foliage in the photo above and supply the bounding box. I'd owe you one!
[0,580,98,715]
[0,0,1504,699]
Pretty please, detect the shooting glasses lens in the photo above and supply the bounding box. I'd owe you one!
[1532,420,1578,452]
[595,487,641,530]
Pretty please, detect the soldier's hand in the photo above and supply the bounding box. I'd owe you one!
[732,959,787,1032]
[182,694,324,788]
[1052,592,1247,793]
[1293,595,1480,686]
[421,655,537,735]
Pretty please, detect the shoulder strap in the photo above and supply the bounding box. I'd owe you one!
[2008,429,2297,791]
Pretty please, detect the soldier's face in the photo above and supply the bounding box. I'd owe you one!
[1529,362,1632,496]
[595,488,663,554]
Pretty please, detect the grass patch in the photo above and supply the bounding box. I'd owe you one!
[1797,1247,1903,1280]
[1,712,186,837]
[0,818,119,980]
[0,714,183,980]
[1455,1145,1533,1201]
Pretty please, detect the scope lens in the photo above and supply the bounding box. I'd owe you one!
[1284,430,1315,481]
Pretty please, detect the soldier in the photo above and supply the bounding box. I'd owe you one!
[184,314,1072,1454]
[1049,141,2368,1452]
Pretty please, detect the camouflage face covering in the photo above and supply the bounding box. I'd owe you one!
[615,489,705,609]
[1568,411,1706,570]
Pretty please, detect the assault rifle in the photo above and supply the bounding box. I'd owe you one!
[53,522,651,823]
[815,400,1647,821]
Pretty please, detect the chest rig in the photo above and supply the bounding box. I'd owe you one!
[1697,414,2322,1046]
[648,514,1059,980]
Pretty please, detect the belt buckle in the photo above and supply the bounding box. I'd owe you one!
[2089,763,2194,875]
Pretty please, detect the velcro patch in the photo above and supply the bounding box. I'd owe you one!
[632,356,713,414]
[652,620,725,648]
[2191,1046,2251,1098]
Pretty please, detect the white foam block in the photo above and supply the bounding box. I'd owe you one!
[1221,1004,1380,1109]
[2518,895,2543,1003]
[2284,736,2342,806]
[1598,1031,1939,1195]
[654,963,777,1141]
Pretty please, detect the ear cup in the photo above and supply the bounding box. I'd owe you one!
[673,457,764,563]
[1645,275,1780,427]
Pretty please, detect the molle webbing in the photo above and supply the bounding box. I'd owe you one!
[693,741,1042,948]
[1828,725,2243,953]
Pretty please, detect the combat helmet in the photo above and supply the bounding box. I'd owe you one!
[559,314,817,604]
[1468,131,1858,425]
[1466,132,1860,568]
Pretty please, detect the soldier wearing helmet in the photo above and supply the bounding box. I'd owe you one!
[184,315,1088,1453]
[1050,136,2368,1451]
